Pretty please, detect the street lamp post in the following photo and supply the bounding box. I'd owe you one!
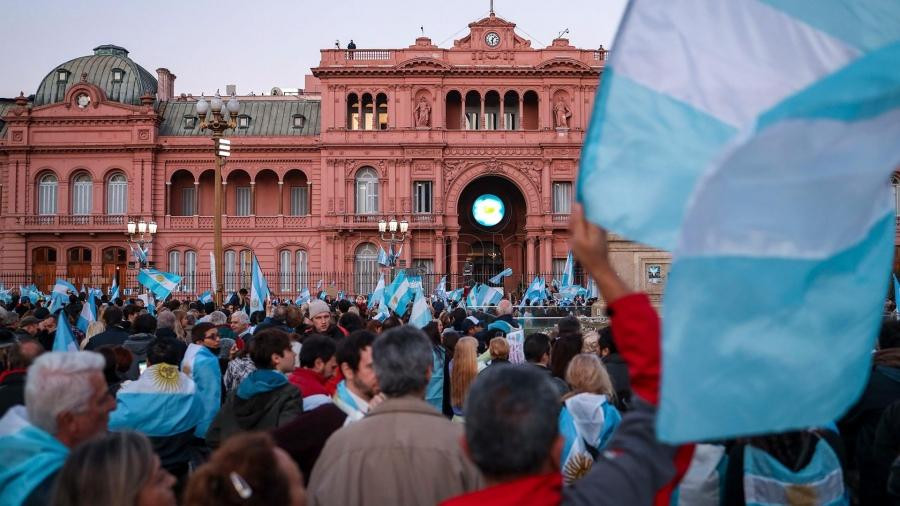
[196,92,239,306]
[378,217,409,280]
[126,219,157,295]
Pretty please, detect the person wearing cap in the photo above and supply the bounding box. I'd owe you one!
[307,300,342,341]
[14,316,42,343]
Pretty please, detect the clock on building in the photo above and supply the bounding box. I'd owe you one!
[485,32,501,47]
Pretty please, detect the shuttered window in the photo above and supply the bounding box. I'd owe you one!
[107,173,127,214]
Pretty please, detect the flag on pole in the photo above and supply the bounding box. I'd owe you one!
[560,252,574,288]
[110,276,120,301]
[521,276,546,307]
[53,314,78,352]
[488,268,513,285]
[579,0,900,442]
[129,244,148,265]
[199,291,213,304]
[250,254,270,314]
[76,295,97,333]
[384,270,414,316]
[137,269,182,301]
[368,273,385,309]
[409,287,432,329]
[433,275,448,303]
[448,288,464,303]
[377,246,391,267]
[209,252,217,294]
[295,288,310,306]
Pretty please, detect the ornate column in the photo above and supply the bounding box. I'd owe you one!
[250,182,256,215]
[164,182,171,216]
[519,95,524,130]
[193,181,199,216]
[499,97,505,130]
[526,236,536,275]
[450,235,459,277]
[480,92,485,130]
[434,235,444,273]
[278,181,284,215]
[541,234,553,273]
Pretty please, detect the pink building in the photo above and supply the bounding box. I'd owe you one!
[0,13,672,301]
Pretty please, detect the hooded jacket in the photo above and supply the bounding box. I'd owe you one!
[206,369,302,448]
[122,333,155,380]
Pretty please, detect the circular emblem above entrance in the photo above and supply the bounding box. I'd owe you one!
[472,194,505,227]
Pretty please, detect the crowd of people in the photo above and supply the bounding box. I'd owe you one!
[0,206,898,505]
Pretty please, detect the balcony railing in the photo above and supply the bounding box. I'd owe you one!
[344,49,393,60]
[19,214,130,228]
[164,215,311,230]
[551,213,571,223]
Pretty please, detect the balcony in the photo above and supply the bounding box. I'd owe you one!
[339,213,441,230]
[163,215,313,231]
[16,214,130,232]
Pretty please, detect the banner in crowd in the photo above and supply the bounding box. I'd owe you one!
[580,0,900,442]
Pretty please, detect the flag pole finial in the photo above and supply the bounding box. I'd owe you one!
[490,0,494,15]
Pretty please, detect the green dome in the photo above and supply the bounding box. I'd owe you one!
[33,45,157,107]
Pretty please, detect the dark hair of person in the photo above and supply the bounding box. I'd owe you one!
[239,288,248,296]
[524,333,551,363]
[203,302,215,315]
[132,313,157,335]
[191,322,217,343]
[146,338,180,366]
[879,319,900,350]
[336,330,376,372]
[338,312,363,333]
[249,329,293,369]
[122,304,142,320]
[550,334,584,379]
[443,331,462,359]
[299,334,336,369]
[742,431,820,472]
[337,300,352,314]
[250,310,266,326]
[596,326,617,355]
[183,432,292,506]
[451,307,467,327]
[165,300,181,311]
[103,305,123,326]
[96,345,133,385]
[464,365,561,479]
[423,321,441,348]
[381,315,402,332]
[557,315,582,337]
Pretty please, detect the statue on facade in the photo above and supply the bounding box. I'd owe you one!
[414,97,431,127]
[554,99,572,128]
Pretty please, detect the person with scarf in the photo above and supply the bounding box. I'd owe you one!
[332,330,381,425]
[206,329,301,448]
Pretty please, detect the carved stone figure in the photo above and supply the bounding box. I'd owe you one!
[553,99,572,128]
[414,97,431,127]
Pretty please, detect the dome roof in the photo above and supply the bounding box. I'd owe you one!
[33,45,157,107]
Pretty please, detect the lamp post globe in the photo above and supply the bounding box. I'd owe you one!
[196,96,209,115]
[226,95,240,114]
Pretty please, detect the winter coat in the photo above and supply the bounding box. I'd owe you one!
[0,370,26,418]
[602,352,632,411]
[206,369,302,448]
[306,395,483,506]
[84,323,130,350]
[271,403,348,486]
[122,333,155,380]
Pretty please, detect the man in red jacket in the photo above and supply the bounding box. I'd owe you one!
[289,335,337,411]
[443,206,692,506]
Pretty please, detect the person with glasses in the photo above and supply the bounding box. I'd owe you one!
[181,323,223,441]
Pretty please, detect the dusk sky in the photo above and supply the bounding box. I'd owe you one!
[2,0,627,98]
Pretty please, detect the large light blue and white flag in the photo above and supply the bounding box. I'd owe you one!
[489,268,513,285]
[448,288,464,303]
[49,279,75,312]
[109,364,204,437]
[433,275,448,303]
[198,291,213,304]
[53,315,78,352]
[480,285,504,307]
[384,270,414,316]
[522,276,546,307]
[580,0,900,442]
[109,276,120,301]
[76,295,97,333]
[368,273,385,309]
[19,285,41,304]
[560,253,575,288]
[129,243,148,265]
[250,254,270,313]
[295,288,311,306]
[409,288,432,329]
[137,269,182,301]
[52,279,76,296]
[377,246,391,267]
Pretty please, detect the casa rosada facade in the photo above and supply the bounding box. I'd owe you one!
[0,13,672,301]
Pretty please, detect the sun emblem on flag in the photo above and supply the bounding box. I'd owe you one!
[154,275,165,282]
[151,364,181,392]
[562,452,594,484]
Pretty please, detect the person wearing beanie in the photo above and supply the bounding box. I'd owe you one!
[308,300,343,341]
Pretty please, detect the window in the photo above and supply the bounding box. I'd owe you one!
[355,167,379,214]
[111,68,124,83]
[465,112,479,130]
[181,187,196,215]
[413,181,432,213]
[290,186,309,215]
[57,69,69,82]
[224,250,237,291]
[411,259,435,294]
[552,182,573,214]
[239,250,252,289]
[504,112,517,130]
[552,259,567,285]
[107,173,127,214]
[280,250,292,292]
[355,243,379,295]
[168,251,182,276]
[38,174,58,215]
[237,115,250,129]
[295,250,308,290]
[183,116,196,129]
[184,251,197,292]
[292,115,306,129]
[235,187,251,216]
[72,173,93,216]
[484,113,498,130]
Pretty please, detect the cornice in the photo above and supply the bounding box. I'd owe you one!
[313,67,602,78]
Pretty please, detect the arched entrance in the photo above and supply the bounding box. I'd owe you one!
[32,247,57,293]
[456,176,527,288]
[67,247,92,288]
[102,247,127,293]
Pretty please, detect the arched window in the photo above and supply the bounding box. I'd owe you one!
[184,251,197,293]
[239,250,252,290]
[347,93,359,130]
[168,251,182,276]
[355,243,379,295]
[107,173,127,215]
[38,173,58,216]
[295,250,308,291]
[280,250,292,292]
[72,173,93,215]
[355,167,379,214]
[224,250,237,291]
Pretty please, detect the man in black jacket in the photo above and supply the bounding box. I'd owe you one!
[85,305,130,351]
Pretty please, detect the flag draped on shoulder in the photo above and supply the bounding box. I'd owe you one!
[579,0,900,442]
[250,254,270,313]
[137,269,182,301]
[108,364,204,437]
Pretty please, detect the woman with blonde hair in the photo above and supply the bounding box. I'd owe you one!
[173,310,189,342]
[558,353,622,483]
[449,336,479,419]
[80,320,106,350]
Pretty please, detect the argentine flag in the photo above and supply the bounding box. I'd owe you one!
[384,270,414,316]
[109,364,204,438]
[488,268,513,285]
[76,295,97,333]
[109,276,120,301]
[580,0,900,442]
[560,253,575,289]
[433,275,448,303]
[448,288,464,303]
[409,288,432,329]
[53,315,78,352]
[250,254,270,313]
[137,269,181,301]
[522,276,546,306]
[295,288,311,306]
[377,246,391,267]
[368,273,385,309]
[199,291,213,304]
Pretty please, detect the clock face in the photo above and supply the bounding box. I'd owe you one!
[76,94,91,109]
[472,194,505,227]
[485,32,501,47]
